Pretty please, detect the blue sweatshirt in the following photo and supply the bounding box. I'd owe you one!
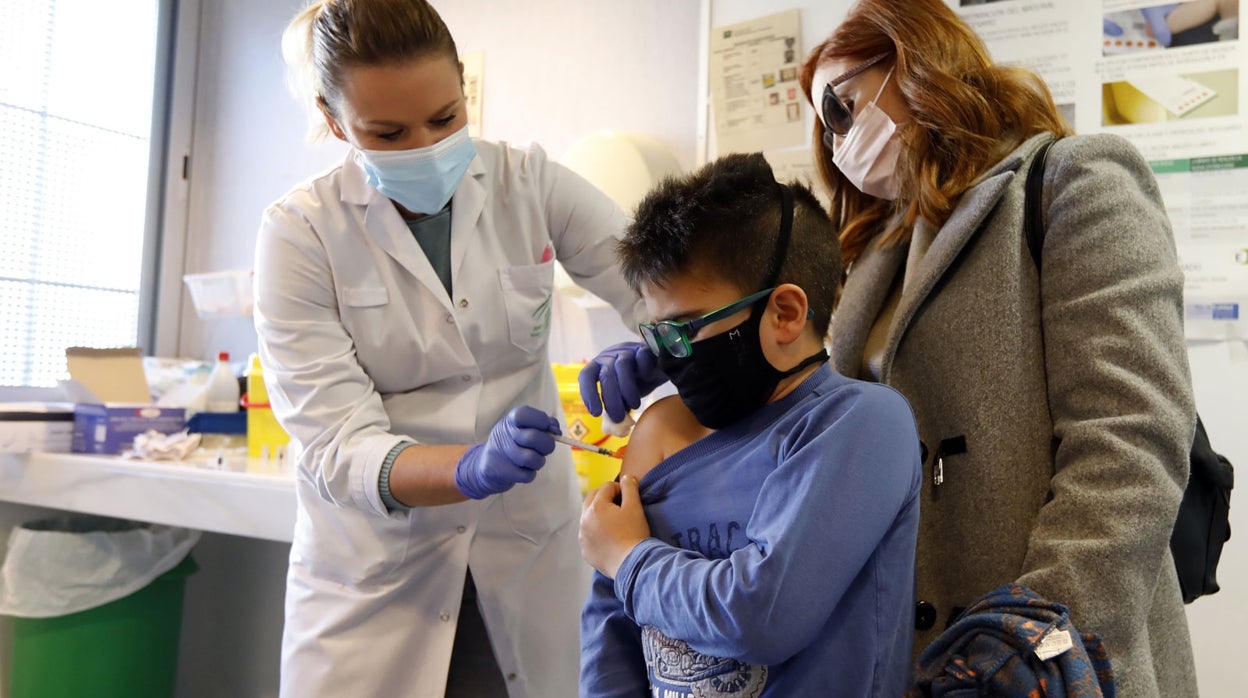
[581,364,922,697]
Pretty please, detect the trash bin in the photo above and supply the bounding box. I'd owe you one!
[0,515,200,698]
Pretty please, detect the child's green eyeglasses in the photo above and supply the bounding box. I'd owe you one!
[639,288,774,358]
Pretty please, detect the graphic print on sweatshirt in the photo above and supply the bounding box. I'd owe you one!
[641,625,767,698]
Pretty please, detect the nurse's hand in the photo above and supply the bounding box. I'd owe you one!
[579,342,666,424]
[454,406,560,500]
[579,476,650,579]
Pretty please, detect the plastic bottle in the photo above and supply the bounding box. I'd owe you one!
[204,352,240,413]
[244,353,290,459]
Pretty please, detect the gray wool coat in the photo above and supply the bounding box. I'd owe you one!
[830,133,1198,697]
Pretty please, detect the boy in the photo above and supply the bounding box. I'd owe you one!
[578,153,922,697]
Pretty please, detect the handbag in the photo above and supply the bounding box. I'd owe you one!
[1024,137,1234,603]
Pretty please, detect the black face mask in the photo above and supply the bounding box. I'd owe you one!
[658,184,827,430]
[658,306,827,429]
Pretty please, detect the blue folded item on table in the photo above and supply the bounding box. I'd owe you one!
[185,411,247,435]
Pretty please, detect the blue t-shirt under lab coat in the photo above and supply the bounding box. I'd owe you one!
[406,206,452,295]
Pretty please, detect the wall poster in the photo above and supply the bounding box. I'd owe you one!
[955,0,1247,338]
[709,9,806,154]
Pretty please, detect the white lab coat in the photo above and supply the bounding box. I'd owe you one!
[253,140,643,698]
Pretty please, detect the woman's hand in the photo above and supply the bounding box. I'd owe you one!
[453,406,559,499]
[579,476,651,579]
[578,342,667,424]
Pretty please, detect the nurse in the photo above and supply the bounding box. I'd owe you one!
[254,1,643,696]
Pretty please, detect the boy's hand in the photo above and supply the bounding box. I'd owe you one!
[579,476,650,579]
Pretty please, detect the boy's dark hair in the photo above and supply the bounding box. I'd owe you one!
[618,152,843,336]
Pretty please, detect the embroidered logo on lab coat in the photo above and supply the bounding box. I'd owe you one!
[530,294,552,338]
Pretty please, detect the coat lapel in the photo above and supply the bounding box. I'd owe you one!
[899,171,1015,317]
[339,151,449,303]
[449,154,487,292]
[346,150,487,309]
[883,167,1016,375]
[362,197,451,306]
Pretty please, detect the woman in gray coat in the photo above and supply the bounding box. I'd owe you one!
[798,0,1196,695]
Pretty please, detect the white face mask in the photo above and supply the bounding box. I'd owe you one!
[830,67,901,200]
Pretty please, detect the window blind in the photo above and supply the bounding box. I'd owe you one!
[0,0,161,387]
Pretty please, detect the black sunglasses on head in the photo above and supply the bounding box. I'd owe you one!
[820,52,890,139]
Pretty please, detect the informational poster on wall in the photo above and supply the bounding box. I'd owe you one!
[953,0,1247,338]
[708,9,806,154]
[462,51,484,138]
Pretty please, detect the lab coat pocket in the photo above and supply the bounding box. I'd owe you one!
[500,452,577,546]
[498,261,554,354]
[295,497,413,588]
[342,286,390,308]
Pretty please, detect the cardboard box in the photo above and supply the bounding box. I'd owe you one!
[0,404,74,453]
[63,347,186,455]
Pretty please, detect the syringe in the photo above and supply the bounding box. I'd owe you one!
[552,433,622,459]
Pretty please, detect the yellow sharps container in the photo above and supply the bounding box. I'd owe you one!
[552,363,628,494]
[243,353,291,459]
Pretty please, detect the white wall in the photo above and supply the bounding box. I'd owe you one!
[175,0,346,366]
[1183,342,1246,698]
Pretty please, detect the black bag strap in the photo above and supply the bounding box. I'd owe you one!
[1025,138,1057,271]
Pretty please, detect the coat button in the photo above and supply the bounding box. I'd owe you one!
[439,611,451,622]
[507,673,517,682]
[915,600,937,630]
[456,525,466,533]
[445,313,454,324]
[459,298,469,308]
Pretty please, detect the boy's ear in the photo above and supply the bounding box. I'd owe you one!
[767,284,809,346]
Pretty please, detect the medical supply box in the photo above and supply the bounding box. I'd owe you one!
[62,347,186,455]
[0,404,74,453]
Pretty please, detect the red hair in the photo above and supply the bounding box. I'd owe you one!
[799,0,1072,264]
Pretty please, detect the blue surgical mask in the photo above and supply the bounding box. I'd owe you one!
[359,125,476,215]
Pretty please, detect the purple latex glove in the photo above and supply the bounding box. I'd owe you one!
[1142,4,1181,47]
[578,341,667,424]
[454,406,560,499]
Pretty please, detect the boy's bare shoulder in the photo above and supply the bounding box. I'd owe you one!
[619,395,711,482]
[638,394,693,423]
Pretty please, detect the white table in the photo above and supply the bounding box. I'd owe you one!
[0,452,296,542]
